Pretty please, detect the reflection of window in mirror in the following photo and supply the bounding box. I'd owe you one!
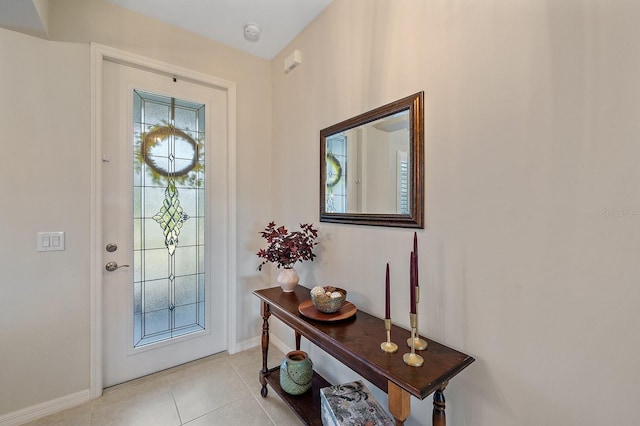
[397,151,409,214]
[325,114,410,215]
[325,133,347,213]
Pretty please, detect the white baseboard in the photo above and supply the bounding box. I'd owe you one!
[268,334,293,355]
[233,335,260,354]
[0,389,90,426]
[233,334,292,357]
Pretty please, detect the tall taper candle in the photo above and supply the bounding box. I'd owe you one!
[385,263,391,319]
[410,252,416,314]
[413,232,419,287]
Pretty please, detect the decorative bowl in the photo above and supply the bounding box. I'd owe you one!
[310,286,347,313]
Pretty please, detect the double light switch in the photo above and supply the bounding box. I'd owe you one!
[37,232,65,252]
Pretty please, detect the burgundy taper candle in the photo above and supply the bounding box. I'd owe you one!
[413,232,419,287]
[385,263,391,319]
[410,252,416,314]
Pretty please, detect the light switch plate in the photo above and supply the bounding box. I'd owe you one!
[37,232,65,251]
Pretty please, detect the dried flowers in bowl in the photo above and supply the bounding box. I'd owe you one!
[310,286,347,313]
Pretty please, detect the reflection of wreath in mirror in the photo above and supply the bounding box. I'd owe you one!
[136,123,204,186]
[326,153,343,188]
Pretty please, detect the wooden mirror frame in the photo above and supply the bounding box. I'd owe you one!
[320,92,424,228]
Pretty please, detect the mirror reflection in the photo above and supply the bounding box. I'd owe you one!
[324,111,410,215]
[320,92,424,228]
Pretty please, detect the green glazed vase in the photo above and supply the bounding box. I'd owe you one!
[280,350,313,395]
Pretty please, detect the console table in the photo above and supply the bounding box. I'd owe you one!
[254,285,474,426]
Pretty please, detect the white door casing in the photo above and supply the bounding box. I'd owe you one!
[91,44,237,396]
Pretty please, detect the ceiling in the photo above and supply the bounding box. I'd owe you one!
[0,0,49,37]
[0,0,333,60]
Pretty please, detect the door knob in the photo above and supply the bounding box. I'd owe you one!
[105,261,130,272]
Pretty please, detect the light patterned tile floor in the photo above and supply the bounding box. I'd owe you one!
[23,347,303,426]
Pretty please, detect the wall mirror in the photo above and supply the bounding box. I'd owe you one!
[320,92,424,228]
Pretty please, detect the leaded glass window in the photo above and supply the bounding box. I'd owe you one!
[325,133,347,213]
[133,90,206,347]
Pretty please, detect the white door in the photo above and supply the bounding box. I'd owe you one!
[102,60,228,387]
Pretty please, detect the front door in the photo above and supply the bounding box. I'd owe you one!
[102,59,228,387]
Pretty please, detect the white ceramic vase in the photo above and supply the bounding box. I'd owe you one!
[277,267,299,292]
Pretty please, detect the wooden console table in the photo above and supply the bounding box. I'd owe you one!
[254,285,474,426]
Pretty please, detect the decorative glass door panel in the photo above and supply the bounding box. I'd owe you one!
[133,90,206,347]
[325,133,347,213]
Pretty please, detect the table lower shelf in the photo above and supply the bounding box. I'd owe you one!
[262,366,332,426]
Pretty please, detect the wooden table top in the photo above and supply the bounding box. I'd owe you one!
[254,285,475,399]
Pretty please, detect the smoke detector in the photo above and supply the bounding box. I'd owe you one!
[243,23,261,42]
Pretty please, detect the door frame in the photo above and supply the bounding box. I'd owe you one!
[90,43,237,399]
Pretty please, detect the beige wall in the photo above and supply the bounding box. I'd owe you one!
[0,0,273,417]
[0,29,90,414]
[271,0,640,424]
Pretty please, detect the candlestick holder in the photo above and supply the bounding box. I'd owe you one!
[380,319,398,353]
[403,314,424,367]
[407,287,428,350]
[402,314,424,367]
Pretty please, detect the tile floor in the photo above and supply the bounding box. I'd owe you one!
[23,347,303,426]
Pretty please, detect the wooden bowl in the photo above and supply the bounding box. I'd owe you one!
[310,286,347,313]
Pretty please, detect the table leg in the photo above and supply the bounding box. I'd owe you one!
[432,382,448,426]
[388,381,411,425]
[259,301,271,398]
[295,331,301,350]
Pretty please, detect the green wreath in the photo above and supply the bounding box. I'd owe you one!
[326,153,343,188]
[136,123,204,186]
